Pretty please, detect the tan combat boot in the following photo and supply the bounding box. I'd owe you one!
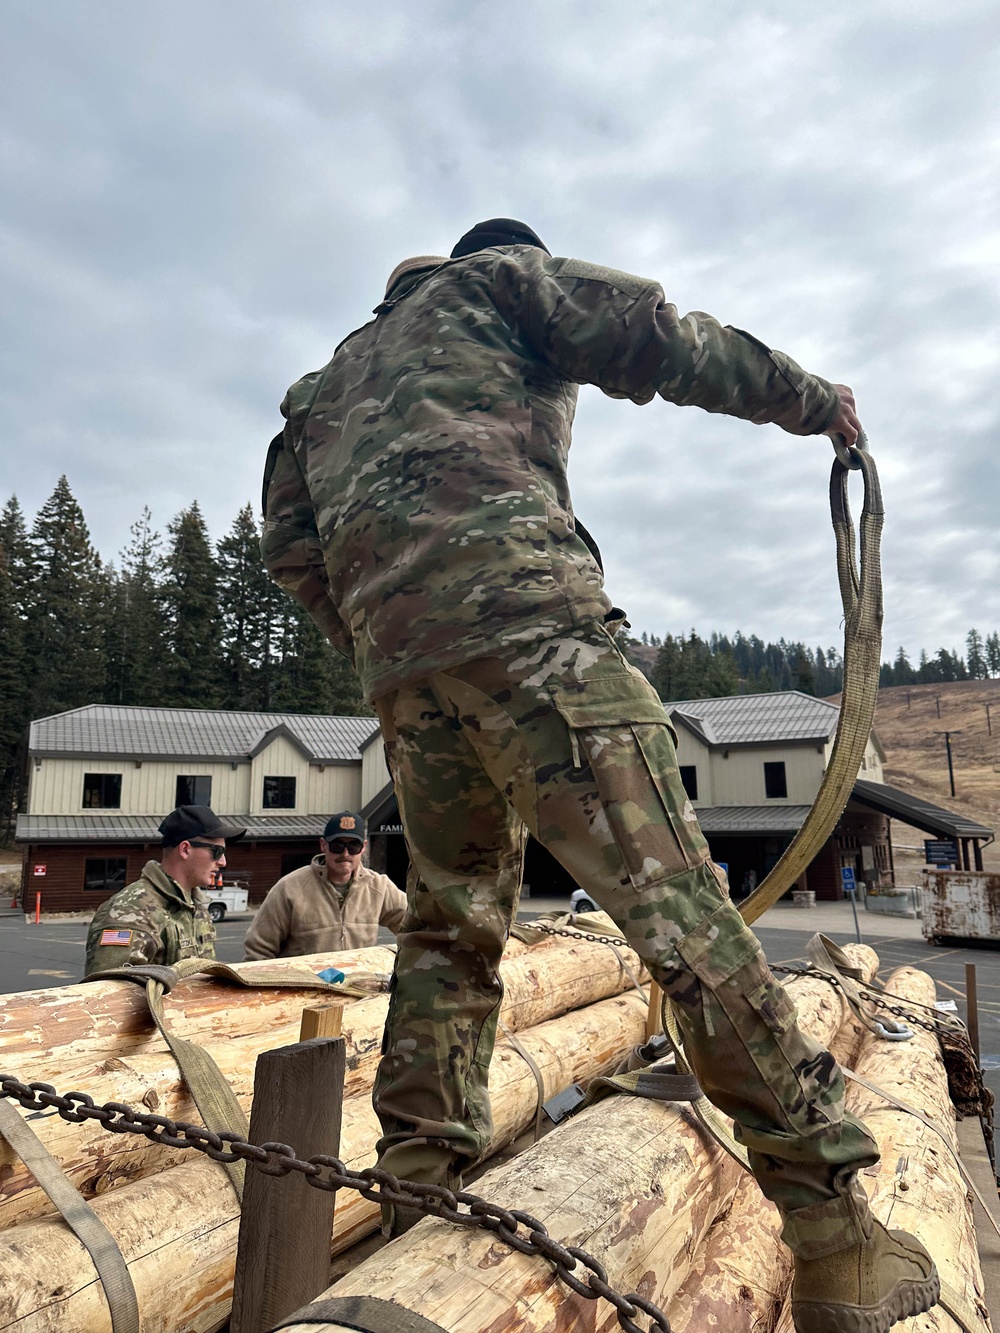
[791,1217,939,1333]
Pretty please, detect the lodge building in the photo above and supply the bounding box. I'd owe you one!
[15,695,993,913]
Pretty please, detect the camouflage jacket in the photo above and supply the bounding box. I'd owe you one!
[262,246,839,699]
[84,860,216,977]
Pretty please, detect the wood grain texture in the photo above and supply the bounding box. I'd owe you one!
[231,1038,345,1333]
[0,933,643,1226]
[0,986,649,1332]
[269,958,878,1333]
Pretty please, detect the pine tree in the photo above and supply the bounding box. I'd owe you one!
[0,548,28,839]
[269,600,367,716]
[986,632,1000,679]
[216,504,275,708]
[966,628,986,680]
[160,503,224,707]
[0,497,35,618]
[25,477,107,717]
[105,508,167,706]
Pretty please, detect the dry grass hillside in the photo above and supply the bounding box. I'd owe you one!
[868,681,1000,878]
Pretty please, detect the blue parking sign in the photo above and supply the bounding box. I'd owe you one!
[841,866,856,892]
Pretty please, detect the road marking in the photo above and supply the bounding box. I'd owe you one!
[27,968,73,978]
[934,978,967,999]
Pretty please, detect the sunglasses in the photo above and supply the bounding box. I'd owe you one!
[329,839,364,854]
[189,841,226,861]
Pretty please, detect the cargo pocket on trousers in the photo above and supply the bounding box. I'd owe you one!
[550,674,708,891]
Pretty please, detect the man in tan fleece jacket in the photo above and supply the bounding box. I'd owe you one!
[243,811,407,959]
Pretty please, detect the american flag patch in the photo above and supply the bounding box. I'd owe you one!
[99,929,133,946]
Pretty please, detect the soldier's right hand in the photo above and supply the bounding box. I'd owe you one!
[823,383,862,448]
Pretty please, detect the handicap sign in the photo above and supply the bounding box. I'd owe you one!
[841,866,857,893]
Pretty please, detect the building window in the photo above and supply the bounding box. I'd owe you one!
[83,773,122,809]
[764,762,787,799]
[263,776,296,809]
[176,775,212,806]
[84,858,128,892]
[679,766,698,801]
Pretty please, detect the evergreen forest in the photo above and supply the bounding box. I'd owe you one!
[2,477,997,840]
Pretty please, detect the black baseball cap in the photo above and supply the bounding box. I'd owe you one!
[159,805,247,847]
[323,812,367,843]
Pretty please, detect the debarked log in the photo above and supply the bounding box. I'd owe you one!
[771,965,992,1333]
[663,942,880,1333]
[0,988,650,1332]
[0,932,645,1226]
[271,953,877,1333]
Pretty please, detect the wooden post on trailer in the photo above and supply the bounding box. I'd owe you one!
[966,963,981,1065]
[645,981,663,1041]
[230,1029,346,1333]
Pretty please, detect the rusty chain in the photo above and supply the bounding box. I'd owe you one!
[0,1073,670,1333]
[531,919,959,1038]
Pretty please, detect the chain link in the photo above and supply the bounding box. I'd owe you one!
[0,1073,671,1333]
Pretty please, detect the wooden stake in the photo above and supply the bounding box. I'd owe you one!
[645,981,663,1041]
[966,963,981,1064]
[300,1005,344,1041]
[230,1036,346,1333]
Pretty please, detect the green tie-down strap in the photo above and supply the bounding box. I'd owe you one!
[804,933,913,1040]
[83,958,370,1200]
[582,1061,703,1108]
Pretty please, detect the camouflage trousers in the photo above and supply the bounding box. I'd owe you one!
[372,627,880,1256]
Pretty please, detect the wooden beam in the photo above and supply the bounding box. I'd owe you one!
[300,1005,344,1041]
[230,1037,345,1333]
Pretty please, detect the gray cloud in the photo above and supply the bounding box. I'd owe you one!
[1,0,997,665]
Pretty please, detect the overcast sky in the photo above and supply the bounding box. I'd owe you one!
[2,1,998,664]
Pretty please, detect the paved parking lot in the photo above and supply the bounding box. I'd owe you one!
[3,899,998,1107]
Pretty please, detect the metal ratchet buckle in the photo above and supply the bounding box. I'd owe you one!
[873,1021,915,1042]
[832,430,869,471]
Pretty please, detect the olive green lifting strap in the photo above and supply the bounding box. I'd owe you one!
[84,958,371,1201]
[271,1294,449,1332]
[740,435,884,927]
[0,1097,140,1333]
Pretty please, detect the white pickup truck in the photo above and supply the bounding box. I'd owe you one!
[203,882,249,923]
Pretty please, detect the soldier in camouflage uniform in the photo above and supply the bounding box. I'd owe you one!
[84,805,246,976]
[262,219,937,1331]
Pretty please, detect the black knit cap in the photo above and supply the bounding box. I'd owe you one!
[451,218,550,259]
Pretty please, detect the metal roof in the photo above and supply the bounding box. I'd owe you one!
[668,692,839,746]
[28,705,380,764]
[695,805,812,835]
[851,780,994,841]
[15,813,331,843]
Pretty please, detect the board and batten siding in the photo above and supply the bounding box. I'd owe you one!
[361,734,391,810]
[28,757,249,817]
[304,764,361,815]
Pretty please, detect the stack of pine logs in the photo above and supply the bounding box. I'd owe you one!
[1,941,992,1333]
[283,954,994,1333]
[0,929,653,1331]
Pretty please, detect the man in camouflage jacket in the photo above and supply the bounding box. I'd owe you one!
[84,805,245,976]
[262,220,937,1331]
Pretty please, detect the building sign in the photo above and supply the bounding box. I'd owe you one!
[924,839,958,867]
[378,823,404,834]
[32,864,46,877]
